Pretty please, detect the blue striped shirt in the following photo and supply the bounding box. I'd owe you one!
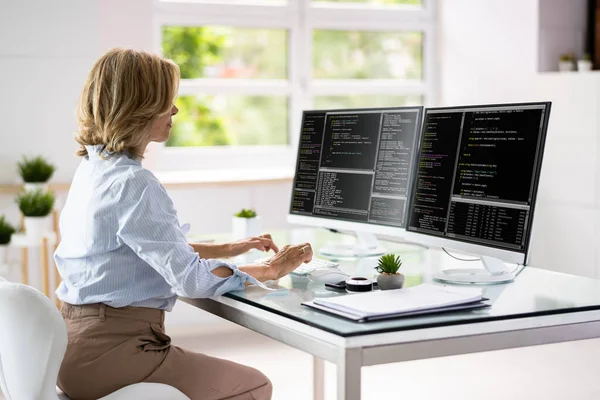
[55,145,258,311]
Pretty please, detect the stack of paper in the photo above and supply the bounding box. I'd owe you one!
[303,283,488,322]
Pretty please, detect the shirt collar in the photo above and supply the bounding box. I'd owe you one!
[85,145,141,165]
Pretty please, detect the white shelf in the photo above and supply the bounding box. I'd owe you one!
[10,233,57,247]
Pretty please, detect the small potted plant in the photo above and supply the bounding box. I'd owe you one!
[558,53,575,72]
[15,189,56,239]
[578,53,593,72]
[375,253,405,290]
[18,155,56,192]
[232,208,260,240]
[0,215,16,267]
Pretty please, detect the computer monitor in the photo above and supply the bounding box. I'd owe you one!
[287,106,424,257]
[405,102,551,284]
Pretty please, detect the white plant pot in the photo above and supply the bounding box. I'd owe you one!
[23,216,53,240]
[23,182,49,192]
[232,216,261,240]
[578,60,593,72]
[558,61,575,72]
[0,245,8,279]
[0,245,7,265]
[377,273,405,290]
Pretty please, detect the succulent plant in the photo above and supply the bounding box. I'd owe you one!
[559,53,575,62]
[375,253,403,275]
[234,208,257,218]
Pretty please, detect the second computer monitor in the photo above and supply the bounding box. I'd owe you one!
[406,102,551,266]
[288,106,424,240]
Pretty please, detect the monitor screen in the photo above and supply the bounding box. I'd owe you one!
[406,102,551,258]
[289,106,424,229]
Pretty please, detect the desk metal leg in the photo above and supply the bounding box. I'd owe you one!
[313,356,325,400]
[337,348,361,400]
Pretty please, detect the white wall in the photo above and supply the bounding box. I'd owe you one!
[0,0,159,182]
[439,0,539,105]
[0,0,97,184]
[168,182,293,236]
[440,0,600,278]
[0,0,156,185]
[539,0,588,72]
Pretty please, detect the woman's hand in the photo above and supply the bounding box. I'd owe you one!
[237,242,313,282]
[228,234,280,257]
[261,243,313,280]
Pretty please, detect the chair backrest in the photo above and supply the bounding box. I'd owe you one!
[0,281,66,400]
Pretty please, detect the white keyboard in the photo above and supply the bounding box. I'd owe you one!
[291,258,339,276]
[255,256,339,276]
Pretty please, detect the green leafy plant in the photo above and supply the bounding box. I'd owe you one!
[375,253,403,275]
[15,189,55,217]
[0,215,16,245]
[559,53,575,62]
[581,53,592,61]
[234,208,257,218]
[18,155,56,183]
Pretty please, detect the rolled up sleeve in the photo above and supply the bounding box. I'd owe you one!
[116,172,257,298]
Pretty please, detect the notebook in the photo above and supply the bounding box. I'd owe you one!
[302,283,489,322]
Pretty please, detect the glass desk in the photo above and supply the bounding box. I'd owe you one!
[182,229,600,400]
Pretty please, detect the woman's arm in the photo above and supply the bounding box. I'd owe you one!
[211,243,313,282]
[191,235,279,259]
[190,243,233,259]
[211,263,273,281]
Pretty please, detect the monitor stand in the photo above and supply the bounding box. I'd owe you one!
[319,231,386,258]
[433,255,516,285]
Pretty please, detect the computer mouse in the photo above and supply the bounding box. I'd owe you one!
[307,268,351,284]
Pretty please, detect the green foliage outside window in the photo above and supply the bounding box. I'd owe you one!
[162,26,288,147]
[161,1,424,147]
[162,27,229,147]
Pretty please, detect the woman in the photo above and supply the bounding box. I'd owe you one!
[55,48,313,400]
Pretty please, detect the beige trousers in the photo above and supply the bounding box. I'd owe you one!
[58,303,272,400]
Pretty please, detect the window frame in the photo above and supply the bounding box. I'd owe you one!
[150,0,438,173]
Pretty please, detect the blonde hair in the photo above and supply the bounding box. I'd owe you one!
[75,48,180,159]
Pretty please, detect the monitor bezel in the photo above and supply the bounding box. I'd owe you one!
[287,106,424,237]
[404,101,552,266]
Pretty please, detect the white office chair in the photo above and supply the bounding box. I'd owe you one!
[0,278,190,400]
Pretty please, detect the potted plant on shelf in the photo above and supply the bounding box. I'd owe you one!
[578,53,593,72]
[0,215,16,268]
[375,253,405,290]
[15,189,55,240]
[232,208,260,240]
[558,53,575,72]
[18,155,56,192]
